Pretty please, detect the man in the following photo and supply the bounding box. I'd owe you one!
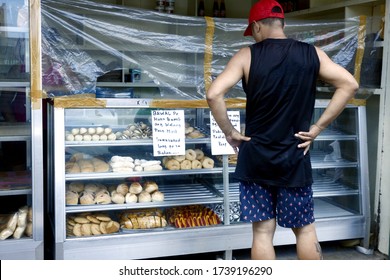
[206,0,358,260]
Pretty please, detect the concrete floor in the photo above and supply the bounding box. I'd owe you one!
[233,241,388,260]
[153,240,388,260]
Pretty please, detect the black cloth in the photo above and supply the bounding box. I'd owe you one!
[234,38,320,188]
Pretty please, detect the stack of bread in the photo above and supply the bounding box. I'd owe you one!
[65,127,116,141]
[166,205,221,228]
[119,209,167,230]
[115,122,153,140]
[162,149,214,170]
[65,153,110,173]
[110,181,164,204]
[66,181,164,205]
[0,206,33,240]
[109,155,163,172]
[67,212,120,237]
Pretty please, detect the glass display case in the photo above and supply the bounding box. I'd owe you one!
[0,0,43,260]
[47,98,370,259]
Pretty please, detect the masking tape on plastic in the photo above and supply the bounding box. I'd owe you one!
[52,94,107,108]
[150,98,246,109]
[30,90,45,110]
[204,16,215,93]
[354,15,367,85]
[349,98,366,106]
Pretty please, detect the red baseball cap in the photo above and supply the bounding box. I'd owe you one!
[243,0,284,36]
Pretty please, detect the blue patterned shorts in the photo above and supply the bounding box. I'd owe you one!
[239,181,315,228]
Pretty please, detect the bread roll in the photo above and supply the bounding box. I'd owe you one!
[202,157,215,168]
[151,191,164,202]
[91,223,102,235]
[79,191,95,205]
[74,216,90,224]
[111,191,125,204]
[69,152,84,162]
[185,149,196,161]
[194,149,204,160]
[125,193,138,203]
[165,159,180,170]
[73,223,82,236]
[68,182,84,193]
[180,159,192,170]
[105,221,120,234]
[25,222,33,237]
[66,190,79,205]
[116,183,129,196]
[143,181,158,193]
[95,190,111,204]
[0,228,14,240]
[173,155,185,162]
[138,191,151,203]
[78,159,94,173]
[84,183,99,193]
[86,215,100,224]
[81,223,92,236]
[191,159,202,169]
[129,182,143,194]
[65,162,80,173]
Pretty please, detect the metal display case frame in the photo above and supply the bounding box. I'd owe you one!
[47,98,370,260]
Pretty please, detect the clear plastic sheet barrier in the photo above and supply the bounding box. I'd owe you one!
[41,0,384,99]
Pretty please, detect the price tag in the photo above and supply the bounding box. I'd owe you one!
[152,110,185,157]
[210,111,240,155]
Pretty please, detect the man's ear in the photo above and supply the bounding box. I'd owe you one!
[252,21,260,34]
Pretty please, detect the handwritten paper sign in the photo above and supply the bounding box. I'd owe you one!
[210,111,240,155]
[152,110,185,157]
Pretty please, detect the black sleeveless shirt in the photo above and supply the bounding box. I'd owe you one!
[234,38,320,188]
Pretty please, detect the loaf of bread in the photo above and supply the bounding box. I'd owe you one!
[119,210,167,230]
